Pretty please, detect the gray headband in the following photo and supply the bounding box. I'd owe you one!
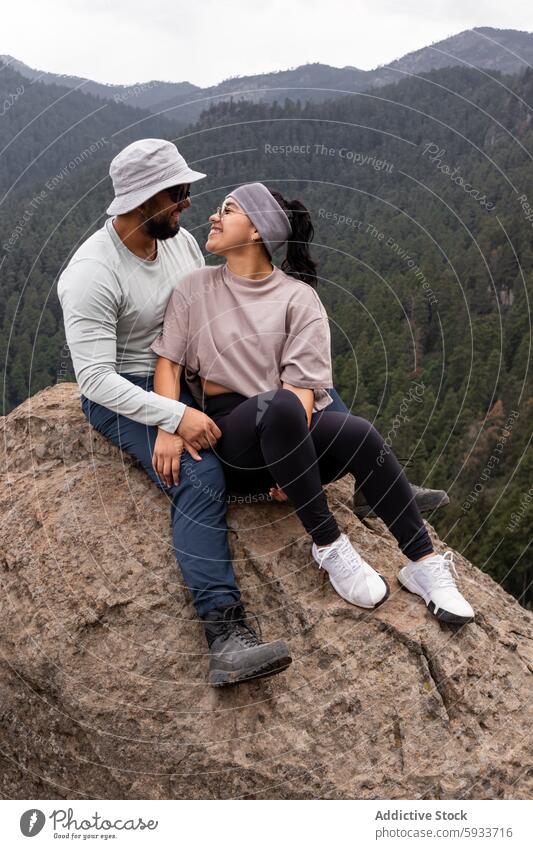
[228,182,292,257]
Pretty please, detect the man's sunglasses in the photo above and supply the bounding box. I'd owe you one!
[165,184,191,204]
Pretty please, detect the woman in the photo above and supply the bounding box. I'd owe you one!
[149,182,474,622]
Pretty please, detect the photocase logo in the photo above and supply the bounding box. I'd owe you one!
[20,809,46,836]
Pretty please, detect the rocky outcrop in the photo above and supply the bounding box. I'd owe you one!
[0,382,532,800]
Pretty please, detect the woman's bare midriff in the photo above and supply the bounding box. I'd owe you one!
[201,377,235,396]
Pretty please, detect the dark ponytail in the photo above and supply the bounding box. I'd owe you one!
[269,190,318,288]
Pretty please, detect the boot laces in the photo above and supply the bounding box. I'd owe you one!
[220,603,263,647]
[425,550,459,589]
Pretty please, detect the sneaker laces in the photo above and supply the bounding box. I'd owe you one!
[220,603,264,647]
[317,534,366,577]
[423,550,459,589]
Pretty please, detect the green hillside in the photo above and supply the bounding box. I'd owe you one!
[1,63,531,606]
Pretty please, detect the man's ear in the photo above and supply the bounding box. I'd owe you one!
[136,200,151,221]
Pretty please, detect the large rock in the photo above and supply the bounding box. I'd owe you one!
[0,382,531,800]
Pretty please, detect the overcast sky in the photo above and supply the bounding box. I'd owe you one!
[2,0,532,88]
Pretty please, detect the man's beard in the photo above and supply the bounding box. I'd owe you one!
[142,210,180,240]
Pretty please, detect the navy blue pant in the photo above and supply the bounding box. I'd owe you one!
[80,373,350,618]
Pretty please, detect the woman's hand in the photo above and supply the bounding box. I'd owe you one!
[153,357,221,452]
[152,430,187,487]
[177,406,222,451]
[269,483,289,502]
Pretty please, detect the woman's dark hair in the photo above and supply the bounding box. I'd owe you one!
[269,190,318,288]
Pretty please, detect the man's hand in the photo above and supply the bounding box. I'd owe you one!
[152,430,185,487]
[177,406,222,451]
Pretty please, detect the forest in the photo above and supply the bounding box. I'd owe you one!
[1,60,531,606]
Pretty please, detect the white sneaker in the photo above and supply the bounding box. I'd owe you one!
[398,550,475,624]
[312,533,390,609]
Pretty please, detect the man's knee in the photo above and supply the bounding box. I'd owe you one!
[82,403,160,477]
[324,387,350,414]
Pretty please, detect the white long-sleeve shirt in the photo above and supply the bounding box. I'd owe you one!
[57,216,204,433]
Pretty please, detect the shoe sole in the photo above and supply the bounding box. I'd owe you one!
[397,568,475,625]
[209,654,292,687]
[330,572,391,610]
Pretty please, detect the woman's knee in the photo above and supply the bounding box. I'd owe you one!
[339,414,385,450]
[261,388,307,428]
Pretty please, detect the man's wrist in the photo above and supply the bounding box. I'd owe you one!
[156,400,187,434]
[174,400,187,430]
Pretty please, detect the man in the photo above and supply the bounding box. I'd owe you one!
[58,138,294,687]
[57,138,452,689]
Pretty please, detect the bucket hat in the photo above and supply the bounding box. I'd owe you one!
[106,138,206,215]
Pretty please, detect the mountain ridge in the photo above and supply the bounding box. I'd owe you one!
[3,26,533,124]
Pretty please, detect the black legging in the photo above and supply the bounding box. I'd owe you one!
[204,388,434,561]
